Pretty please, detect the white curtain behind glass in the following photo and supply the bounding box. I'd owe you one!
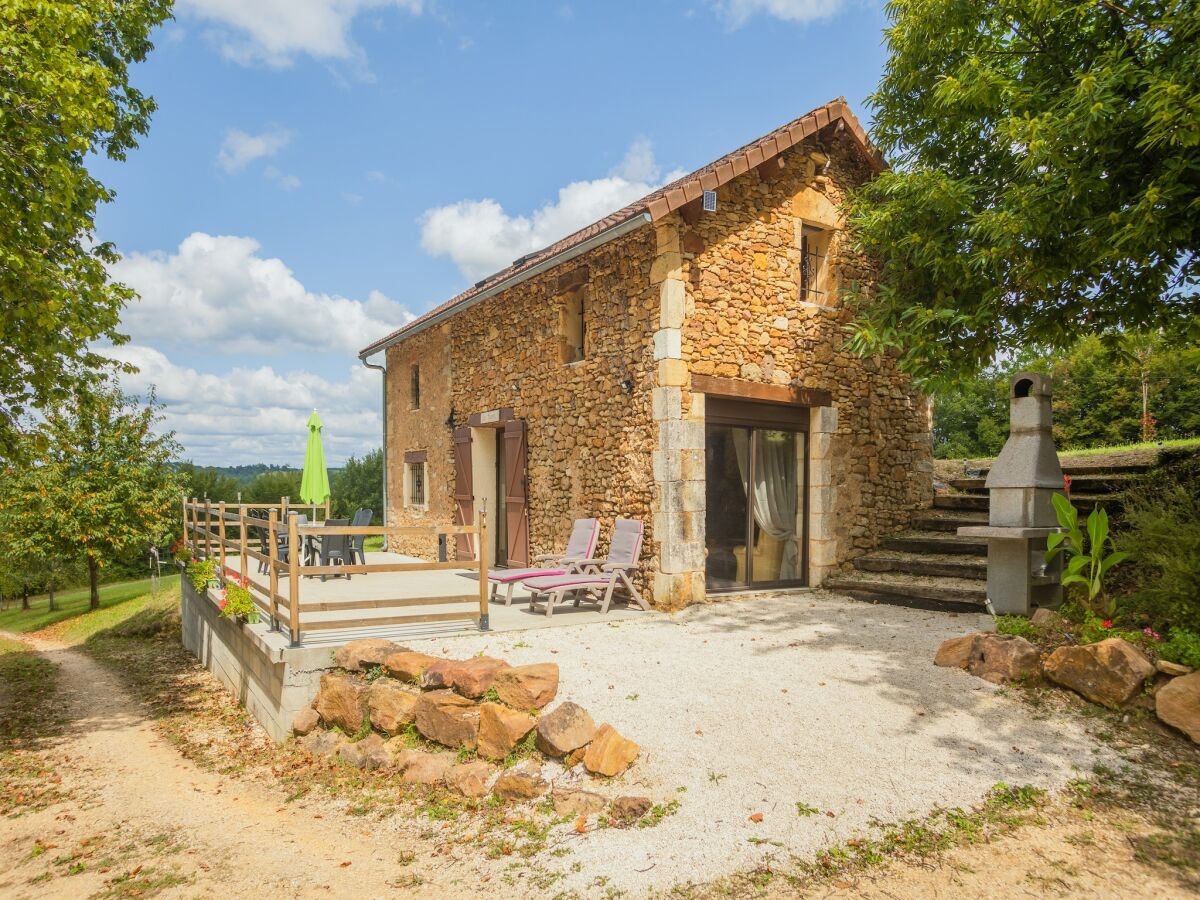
[732,430,800,579]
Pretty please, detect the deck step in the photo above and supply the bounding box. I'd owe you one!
[853,551,986,580]
[824,574,988,609]
[882,532,987,556]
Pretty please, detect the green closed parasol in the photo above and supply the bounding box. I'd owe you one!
[300,410,331,506]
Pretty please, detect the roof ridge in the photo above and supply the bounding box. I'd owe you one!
[360,99,878,357]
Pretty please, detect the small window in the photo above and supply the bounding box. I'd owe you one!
[799,225,832,304]
[410,364,420,410]
[405,460,427,508]
[559,288,586,364]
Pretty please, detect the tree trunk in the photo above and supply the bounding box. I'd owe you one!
[48,578,56,612]
[21,584,30,610]
[88,557,100,610]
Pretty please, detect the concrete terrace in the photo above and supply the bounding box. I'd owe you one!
[238,551,652,649]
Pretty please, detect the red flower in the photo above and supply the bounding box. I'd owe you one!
[219,599,228,610]
[1063,474,1073,497]
[1101,619,1113,629]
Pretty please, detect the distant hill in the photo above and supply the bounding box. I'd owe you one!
[173,463,342,484]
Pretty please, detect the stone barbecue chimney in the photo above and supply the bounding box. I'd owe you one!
[958,372,1065,615]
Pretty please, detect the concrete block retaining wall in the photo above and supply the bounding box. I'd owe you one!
[179,576,336,743]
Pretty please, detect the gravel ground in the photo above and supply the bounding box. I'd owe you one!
[405,590,1115,896]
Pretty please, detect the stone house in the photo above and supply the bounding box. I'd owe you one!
[359,99,932,609]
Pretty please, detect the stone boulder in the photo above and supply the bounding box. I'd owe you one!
[476,702,536,760]
[1044,638,1155,708]
[536,702,596,757]
[338,733,391,770]
[967,634,1041,685]
[583,724,639,777]
[553,790,607,817]
[414,690,479,749]
[451,657,511,698]
[612,796,652,823]
[384,650,440,683]
[292,707,320,737]
[493,764,548,800]
[315,673,367,734]
[1157,659,1193,677]
[933,634,978,670]
[1155,672,1200,744]
[367,681,419,734]
[394,749,455,785]
[300,730,346,757]
[334,638,406,671]
[1030,608,1065,630]
[444,760,493,798]
[493,663,559,710]
[419,659,461,690]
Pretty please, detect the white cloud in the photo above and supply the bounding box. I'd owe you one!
[103,345,383,466]
[217,127,292,173]
[419,140,686,281]
[713,0,845,27]
[264,165,302,191]
[180,0,422,66]
[111,232,413,355]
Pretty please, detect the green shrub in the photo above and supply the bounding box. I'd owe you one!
[1119,455,1200,630]
[1158,628,1200,670]
[995,615,1039,640]
[187,559,216,594]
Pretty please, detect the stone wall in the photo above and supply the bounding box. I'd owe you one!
[448,228,660,589]
[385,324,454,558]
[380,130,932,607]
[676,131,933,581]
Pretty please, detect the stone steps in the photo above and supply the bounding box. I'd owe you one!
[911,511,988,533]
[824,572,988,610]
[881,532,987,556]
[973,461,1153,478]
[932,492,1120,513]
[852,550,986,580]
[948,474,1133,493]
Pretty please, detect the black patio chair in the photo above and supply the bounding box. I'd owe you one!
[347,508,373,566]
[310,518,351,581]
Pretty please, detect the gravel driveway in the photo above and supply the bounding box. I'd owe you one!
[405,590,1112,896]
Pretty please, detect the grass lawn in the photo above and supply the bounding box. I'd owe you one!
[0,574,179,635]
[1056,436,1200,457]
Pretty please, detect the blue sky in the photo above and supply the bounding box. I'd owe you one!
[97,0,889,465]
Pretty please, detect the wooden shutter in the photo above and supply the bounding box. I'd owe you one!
[503,419,529,567]
[452,427,474,560]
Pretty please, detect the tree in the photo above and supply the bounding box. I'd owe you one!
[931,332,1200,457]
[0,0,174,458]
[178,463,241,504]
[845,0,1200,385]
[245,469,301,504]
[332,449,382,522]
[1,385,182,609]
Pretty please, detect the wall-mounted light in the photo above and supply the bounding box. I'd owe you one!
[619,379,634,394]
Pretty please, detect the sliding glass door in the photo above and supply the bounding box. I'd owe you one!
[704,406,808,591]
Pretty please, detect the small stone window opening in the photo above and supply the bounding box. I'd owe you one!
[559,288,586,364]
[799,225,832,304]
[410,364,420,410]
[405,460,426,508]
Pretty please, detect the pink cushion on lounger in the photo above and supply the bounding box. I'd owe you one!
[522,573,608,591]
[488,567,567,584]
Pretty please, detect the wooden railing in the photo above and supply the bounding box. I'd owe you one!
[180,496,489,645]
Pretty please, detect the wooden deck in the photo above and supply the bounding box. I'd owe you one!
[240,551,651,647]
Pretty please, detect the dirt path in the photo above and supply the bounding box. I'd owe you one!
[0,632,468,898]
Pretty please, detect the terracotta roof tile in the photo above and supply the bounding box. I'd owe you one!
[360,98,880,357]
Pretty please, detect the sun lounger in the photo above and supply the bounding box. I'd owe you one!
[522,518,650,617]
[486,517,600,606]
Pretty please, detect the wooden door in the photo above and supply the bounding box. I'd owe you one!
[503,419,529,567]
[452,427,474,559]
